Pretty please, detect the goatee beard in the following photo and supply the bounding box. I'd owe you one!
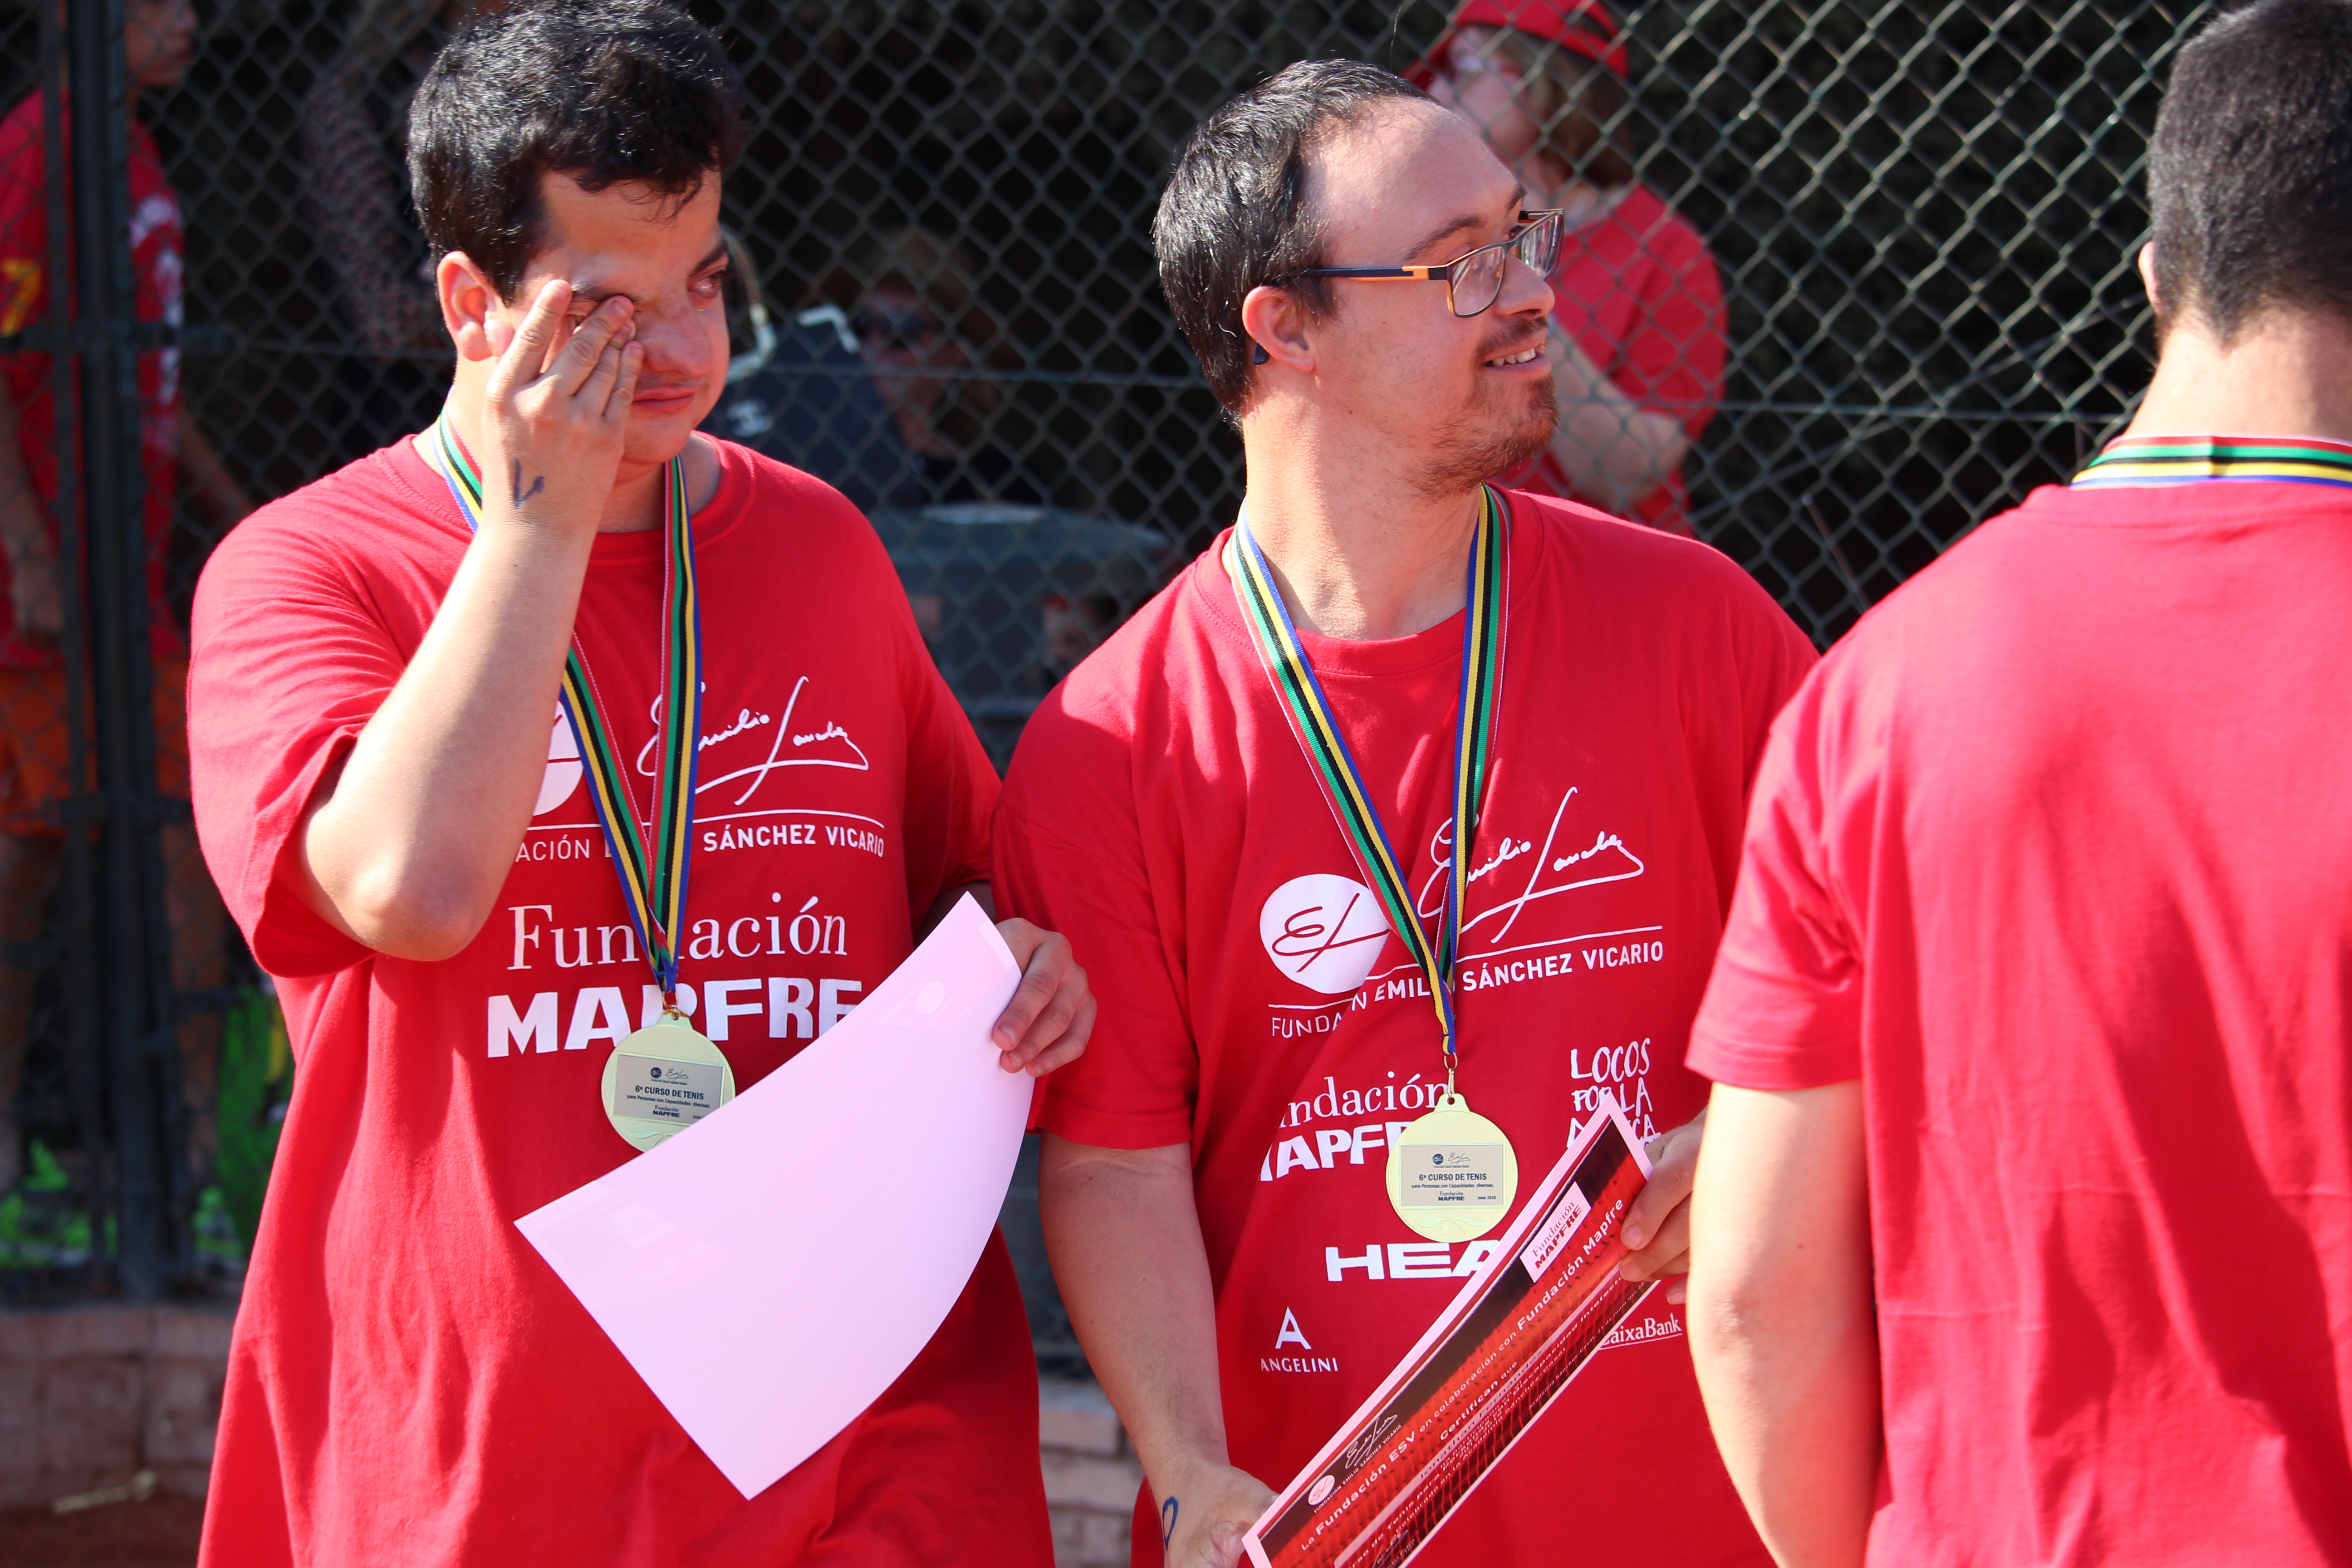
[1410,373,1561,500]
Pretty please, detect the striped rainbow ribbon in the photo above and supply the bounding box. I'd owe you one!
[428,412,704,998]
[2073,435,2352,490]
[1231,487,1509,1080]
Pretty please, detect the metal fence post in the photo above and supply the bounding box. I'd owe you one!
[67,0,181,1298]
[24,0,110,1304]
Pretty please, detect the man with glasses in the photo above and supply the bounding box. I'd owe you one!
[993,59,1813,1568]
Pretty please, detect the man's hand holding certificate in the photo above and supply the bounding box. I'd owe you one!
[1244,1097,1662,1568]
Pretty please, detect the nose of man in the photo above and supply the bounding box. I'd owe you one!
[650,309,720,375]
[1501,251,1557,323]
[628,308,723,410]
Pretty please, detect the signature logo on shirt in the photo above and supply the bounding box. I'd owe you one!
[1259,873,1392,995]
[1257,787,1651,993]
[534,675,869,820]
[1423,786,1646,954]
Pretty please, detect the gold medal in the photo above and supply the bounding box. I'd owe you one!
[1385,1091,1519,1241]
[1235,495,1523,1243]
[599,1017,738,1152]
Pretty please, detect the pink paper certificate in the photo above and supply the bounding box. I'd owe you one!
[514,894,1030,1498]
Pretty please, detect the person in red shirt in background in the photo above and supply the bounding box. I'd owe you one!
[185,2,1091,1562]
[1685,3,2352,1563]
[1416,0,1725,535]
[995,59,1812,1568]
[0,0,248,1197]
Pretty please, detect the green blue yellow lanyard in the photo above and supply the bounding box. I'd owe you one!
[2072,435,2352,490]
[1231,487,1508,1089]
[427,412,704,1000]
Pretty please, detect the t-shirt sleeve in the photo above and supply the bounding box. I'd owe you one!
[1610,214,1727,438]
[186,511,392,978]
[994,715,1197,1152]
[1687,661,1868,1089]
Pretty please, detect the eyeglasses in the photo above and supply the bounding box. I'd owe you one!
[1299,209,1564,319]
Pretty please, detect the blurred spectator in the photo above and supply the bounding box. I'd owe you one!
[1418,0,1726,534]
[709,225,1047,509]
[297,0,498,459]
[0,0,244,1195]
[702,226,906,510]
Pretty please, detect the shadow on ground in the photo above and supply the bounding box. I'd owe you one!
[0,1497,202,1567]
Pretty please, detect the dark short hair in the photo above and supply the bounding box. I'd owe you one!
[2150,0,2352,342]
[1155,59,1429,413]
[408,0,745,302]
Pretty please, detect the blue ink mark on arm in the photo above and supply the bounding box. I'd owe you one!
[510,460,545,507]
[1161,1496,1179,1549]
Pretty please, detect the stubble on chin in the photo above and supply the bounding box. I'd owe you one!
[1409,372,1561,500]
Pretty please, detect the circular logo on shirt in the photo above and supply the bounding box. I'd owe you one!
[534,710,583,816]
[1259,873,1390,995]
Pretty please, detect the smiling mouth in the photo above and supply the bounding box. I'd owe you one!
[1483,341,1544,368]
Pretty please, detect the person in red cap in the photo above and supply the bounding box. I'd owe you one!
[1415,0,1726,536]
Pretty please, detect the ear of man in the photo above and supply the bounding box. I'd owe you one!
[1238,284,1319,394]
[439,251,554,368]
[438,252,507,362]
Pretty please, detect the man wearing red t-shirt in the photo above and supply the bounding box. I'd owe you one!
[186,4,1092,1563]
[0,0,249,1196]
[1685,5,2352,1563]
[994,60,1812,1568]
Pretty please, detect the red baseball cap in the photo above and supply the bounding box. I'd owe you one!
[1404,0,1630,87]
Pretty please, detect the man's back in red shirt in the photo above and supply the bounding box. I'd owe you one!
[1686,9,2352,1558]
[1692,465,2352,1563]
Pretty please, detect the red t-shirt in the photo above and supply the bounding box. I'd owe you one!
[0,93,183,668]
[1499,183,1726,537]
[1688,472,2352,1563]
[995,492,1814,1567]
[186,436,1049,1566]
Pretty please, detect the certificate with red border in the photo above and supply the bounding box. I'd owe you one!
[1243,1096,1657,1568]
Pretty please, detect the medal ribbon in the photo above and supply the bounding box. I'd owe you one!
[2072,435,2352,490]
[1231,487,1507,1088]
[427,412,703,997]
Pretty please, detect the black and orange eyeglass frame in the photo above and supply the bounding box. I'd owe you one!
[1299,209,1565,319]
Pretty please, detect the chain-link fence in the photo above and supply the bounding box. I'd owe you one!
[3,0,2200,1323]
